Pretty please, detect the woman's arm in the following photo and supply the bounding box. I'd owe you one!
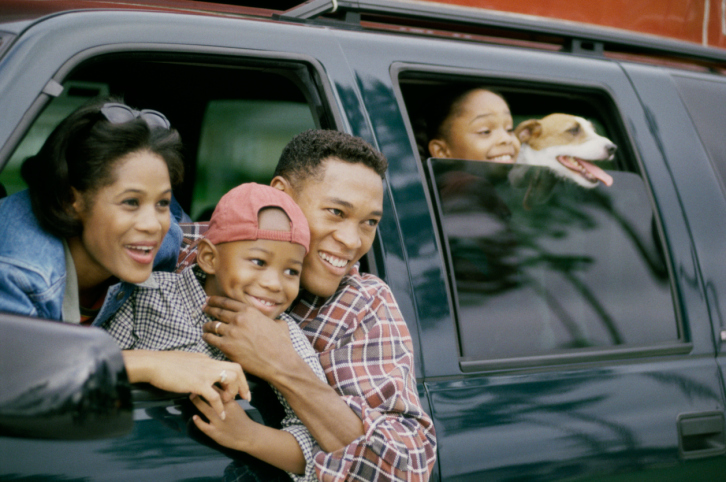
[122,349,250,418]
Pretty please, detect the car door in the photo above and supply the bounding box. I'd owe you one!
[624,64,726,451]
[331,27,726,480]
[0,9,361,480]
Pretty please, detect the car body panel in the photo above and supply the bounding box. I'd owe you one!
[2,3,726,481]
[326,29,726,480]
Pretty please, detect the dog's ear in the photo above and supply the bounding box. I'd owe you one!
[515,119,542,143]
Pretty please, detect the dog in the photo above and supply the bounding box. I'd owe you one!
[514,113,616,189]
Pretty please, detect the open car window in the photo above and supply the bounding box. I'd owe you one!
[0,55,326,218]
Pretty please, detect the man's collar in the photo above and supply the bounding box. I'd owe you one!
[295,262,362,308]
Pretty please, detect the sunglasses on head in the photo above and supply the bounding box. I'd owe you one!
[100,102,171,130]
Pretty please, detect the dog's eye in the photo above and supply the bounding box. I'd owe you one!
[567,124,581,135]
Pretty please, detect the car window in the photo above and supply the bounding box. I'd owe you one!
[1,82,109,197]
[426,158,677,361]
[192,99,315,220]
[672,74,726,196]
[0,55,324,216]
[401,76,679,363]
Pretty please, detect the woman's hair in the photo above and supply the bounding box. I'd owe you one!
[414,86,505,158]
[21,97,184,238]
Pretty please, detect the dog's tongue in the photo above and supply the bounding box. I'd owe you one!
[579,159,613,187]
[557,155,614,187]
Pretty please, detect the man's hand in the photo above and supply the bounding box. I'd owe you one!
[202,295,365,452]
[202,296,297,380]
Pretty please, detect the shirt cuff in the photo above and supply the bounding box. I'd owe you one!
[284,424,322,482]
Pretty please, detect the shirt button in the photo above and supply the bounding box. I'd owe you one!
[116,291,125,301]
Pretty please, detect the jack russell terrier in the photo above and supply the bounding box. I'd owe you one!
[514,113,617,189]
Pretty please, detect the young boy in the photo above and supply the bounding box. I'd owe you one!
[103,183,325,482]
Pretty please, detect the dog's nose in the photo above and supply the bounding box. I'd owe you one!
[606,143,617,156]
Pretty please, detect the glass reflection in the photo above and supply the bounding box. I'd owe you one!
[427,159,677,360]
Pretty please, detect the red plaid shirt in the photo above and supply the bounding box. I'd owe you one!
[290,266,437,482]
[177,223,437,481]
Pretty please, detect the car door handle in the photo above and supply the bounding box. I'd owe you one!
[677,412,726,459]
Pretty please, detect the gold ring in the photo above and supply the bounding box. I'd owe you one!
[219,370,227,384]
[214,321,221,336]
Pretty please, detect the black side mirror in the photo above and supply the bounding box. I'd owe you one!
[0,313,132,439]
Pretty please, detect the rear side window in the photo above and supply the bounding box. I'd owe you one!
[402,75,680,364]
[426,158,676,361]
[673,74,726,196]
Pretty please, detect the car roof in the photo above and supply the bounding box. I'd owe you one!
[3,0,726,72]
[0,0,279,24]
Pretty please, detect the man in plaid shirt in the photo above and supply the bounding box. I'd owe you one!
[200,130,437,481]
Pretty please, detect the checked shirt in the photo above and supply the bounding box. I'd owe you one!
[102,265,326,482]
[289,265,437,482]
[176,223,437,481]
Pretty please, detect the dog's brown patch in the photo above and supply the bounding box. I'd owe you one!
[515,113,591,150]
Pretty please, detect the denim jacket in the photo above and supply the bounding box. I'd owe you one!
[0,190,182,327]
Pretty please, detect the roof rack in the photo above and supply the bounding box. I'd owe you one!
[281,0,337,18]
[279,0,726,66]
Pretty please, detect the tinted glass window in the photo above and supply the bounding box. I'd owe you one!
[1,82,109,197]
[427,159,677,360]
[673,75,726,194]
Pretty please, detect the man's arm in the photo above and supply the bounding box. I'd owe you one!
[288,278,437,481]
[204,275,437,481]
[202,298,365,452]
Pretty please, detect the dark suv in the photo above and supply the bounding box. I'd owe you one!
[3,1,726,480]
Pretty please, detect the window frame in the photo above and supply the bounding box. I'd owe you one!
[0,41,382,279]
[391,63,688,371]
[0,43,343,173]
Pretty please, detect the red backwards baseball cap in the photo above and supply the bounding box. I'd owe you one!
[204,183,310,253]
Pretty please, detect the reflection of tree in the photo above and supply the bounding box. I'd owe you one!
[98,399,230,470]
[432,366,721,478]
[589,188,668,280]
[438,163,670,352]
[434,376,643,476]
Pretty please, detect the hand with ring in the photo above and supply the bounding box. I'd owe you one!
[121,350,250,420]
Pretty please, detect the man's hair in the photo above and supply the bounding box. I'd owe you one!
[21,96,184,239]
[273,129,388,188]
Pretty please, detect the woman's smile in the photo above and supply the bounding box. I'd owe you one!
[68,150,172,289]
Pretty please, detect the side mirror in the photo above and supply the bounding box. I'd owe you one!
[0,313,132,439]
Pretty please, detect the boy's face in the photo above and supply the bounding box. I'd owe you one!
[201,208,305,319]
[276,157,384,298]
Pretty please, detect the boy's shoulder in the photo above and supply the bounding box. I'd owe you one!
[176,222,210,273]
[136,270,181,289]
[136,266,201,295]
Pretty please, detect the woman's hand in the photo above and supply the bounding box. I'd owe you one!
[122,350,250,419]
